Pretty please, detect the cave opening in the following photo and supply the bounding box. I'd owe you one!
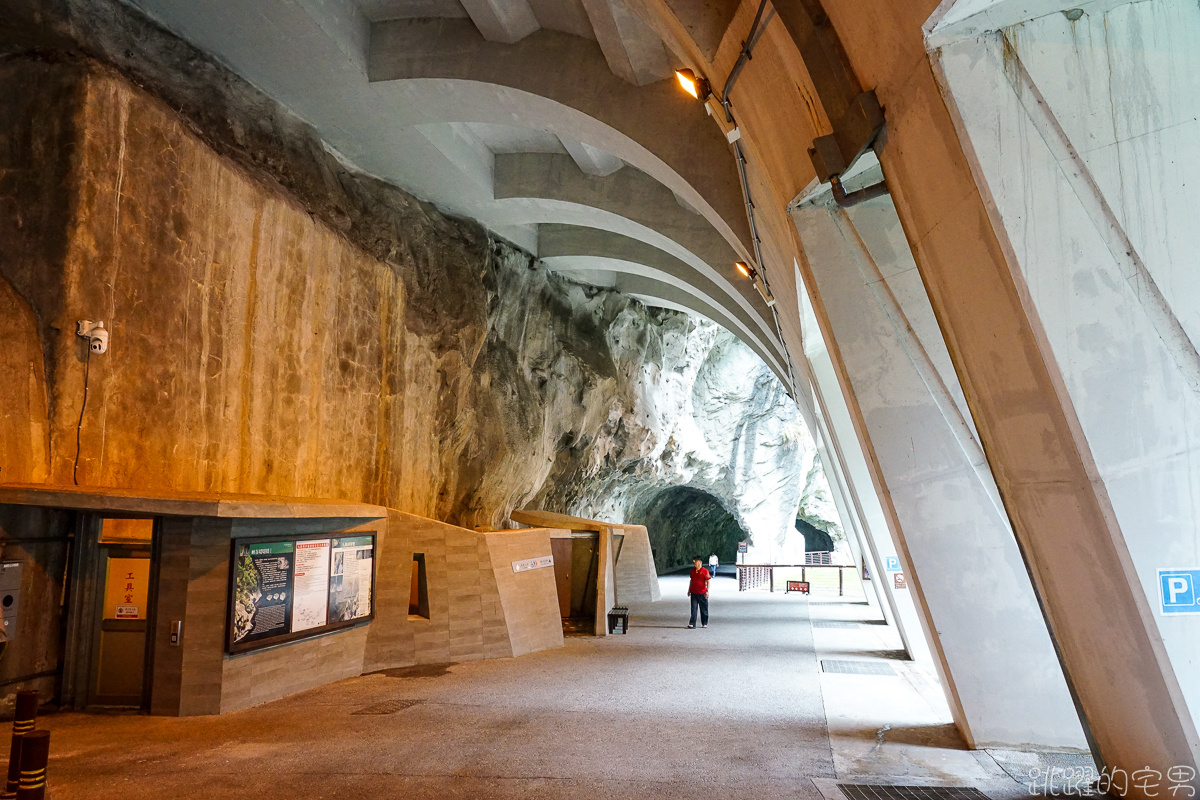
[631,487,750,575]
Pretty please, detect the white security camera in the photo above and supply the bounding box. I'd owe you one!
[76,320,109,355]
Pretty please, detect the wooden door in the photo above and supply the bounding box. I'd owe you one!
[550,538,573,619]
[91,547,151,706]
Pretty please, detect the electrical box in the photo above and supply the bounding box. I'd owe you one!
[0,561,22,641]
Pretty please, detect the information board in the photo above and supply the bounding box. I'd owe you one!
[292,539,332,632]
[226,533,374,654]
[231,541,295,646]
[329,536,374,623]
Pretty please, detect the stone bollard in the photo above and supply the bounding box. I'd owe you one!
[14,730,48,800]
[3,691,37,798]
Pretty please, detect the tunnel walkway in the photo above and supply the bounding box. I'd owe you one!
[40,577,1079,799]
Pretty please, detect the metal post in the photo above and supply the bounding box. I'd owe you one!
[839,567,844,597]
[769,567,774,593]
[5,691,37,797]
[15,730,48,800]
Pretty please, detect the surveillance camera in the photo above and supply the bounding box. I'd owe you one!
[76,320,109,355]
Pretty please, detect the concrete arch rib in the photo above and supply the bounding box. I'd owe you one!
[493,153,773,320]
[483,197,775,330]
[538,224,783,358]
[496,153,738,274]
[543,256,789,385]
[366,19,751,258]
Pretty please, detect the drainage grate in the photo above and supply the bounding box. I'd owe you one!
[813,620,860,629]
[821,660,896,676]
[839,786,990,800]
[351,698,422,715]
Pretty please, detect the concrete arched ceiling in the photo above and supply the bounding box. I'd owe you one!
[539,224,782,355]
[366,19,750,256]
[493,153,757,306]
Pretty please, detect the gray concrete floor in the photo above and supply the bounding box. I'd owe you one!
[38,574,1089,799]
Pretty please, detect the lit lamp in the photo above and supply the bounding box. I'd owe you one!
[734,260,758,280]
[675,69,711,101]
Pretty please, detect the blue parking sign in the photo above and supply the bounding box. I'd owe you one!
[1159,570,1200,615]
[885,556,901,572]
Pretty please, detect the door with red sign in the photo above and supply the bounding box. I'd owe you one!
[91,545,152,706]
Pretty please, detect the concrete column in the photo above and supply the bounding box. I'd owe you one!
[801,351,924,660]
[791,182,1086,749]
[791,279,923,659]
[929,0,1200,774]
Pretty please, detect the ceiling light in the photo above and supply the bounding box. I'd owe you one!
[675,69,711,101]
[735,261,758,280]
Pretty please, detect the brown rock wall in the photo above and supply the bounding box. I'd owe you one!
[0,56,664,531]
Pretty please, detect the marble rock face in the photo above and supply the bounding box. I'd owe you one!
[499,252,824,568]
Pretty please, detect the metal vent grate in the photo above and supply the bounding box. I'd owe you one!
[813,620,859,629]
[351,698,423,715]
[839,786,990,800]
[821,660,896,676]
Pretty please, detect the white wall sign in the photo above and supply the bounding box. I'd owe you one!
[512,556,554,573]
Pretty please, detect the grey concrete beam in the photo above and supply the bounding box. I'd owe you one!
[580,0,673,87]
[558,137,624,177]
[368,19,752,258]
[460,0,540,44]
[539,223,782,362]
[494,153,763,318]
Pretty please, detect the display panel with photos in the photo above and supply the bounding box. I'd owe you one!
[226,533,375,654]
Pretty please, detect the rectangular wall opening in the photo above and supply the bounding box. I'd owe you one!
[409,553,429,619]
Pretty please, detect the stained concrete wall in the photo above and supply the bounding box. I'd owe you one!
[934,0,1200,767]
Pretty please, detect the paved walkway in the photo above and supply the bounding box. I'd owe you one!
[38,574,1085,799]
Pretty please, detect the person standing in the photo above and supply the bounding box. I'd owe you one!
[687,557,711,628]
[708,553,719,578]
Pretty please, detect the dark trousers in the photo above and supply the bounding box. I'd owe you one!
[689,593,709,626]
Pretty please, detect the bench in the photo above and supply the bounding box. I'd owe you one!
[786,580,810,595]
[607,606,629,634]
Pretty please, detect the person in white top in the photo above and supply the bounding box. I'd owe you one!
[708,553,719,578]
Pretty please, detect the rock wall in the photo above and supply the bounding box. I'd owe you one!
[535,321,814,569]
[0,2,828,566]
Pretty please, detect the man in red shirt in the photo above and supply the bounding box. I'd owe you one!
[687,557,711,628]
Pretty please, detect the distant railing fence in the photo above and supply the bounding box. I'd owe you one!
[736,563,850,596]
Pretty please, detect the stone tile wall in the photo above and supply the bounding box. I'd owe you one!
[481,529,563,657]
[612,525,661,605]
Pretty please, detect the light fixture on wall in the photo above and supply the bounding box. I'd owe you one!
[672,0,797,393]
[674,69,710,101]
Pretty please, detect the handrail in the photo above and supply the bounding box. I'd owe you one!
[735,563,847,568]
[737,563,853,595]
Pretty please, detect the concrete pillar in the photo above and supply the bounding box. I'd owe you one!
[797,331,927,662]
[791,176,1086,750]
[928,0,1200,774]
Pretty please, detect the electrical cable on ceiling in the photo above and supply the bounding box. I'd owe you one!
[705,0,799,396]
[73,349,92,486]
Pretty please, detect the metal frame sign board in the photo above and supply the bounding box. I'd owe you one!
[226,533,375,654]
